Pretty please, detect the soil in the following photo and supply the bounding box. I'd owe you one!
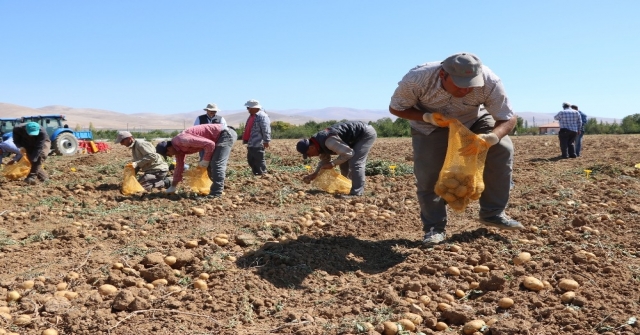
[1,135,640,335]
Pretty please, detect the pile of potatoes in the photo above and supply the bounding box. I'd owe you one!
[435,168,484,210]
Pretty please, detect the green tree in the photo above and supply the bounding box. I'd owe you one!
[621,114,640,134]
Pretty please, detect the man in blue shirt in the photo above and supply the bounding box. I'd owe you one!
[554,102,582,159]
[571,105,587,157]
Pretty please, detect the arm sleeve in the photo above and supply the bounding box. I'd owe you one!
[389,76,421,111]
[220,117,228,130]
[193,117,201,126]
[482,79,513,121]
[325,137,353,167]
[554,113,560,120]
[173,154,186,184]
[314,153,332,173]
[259,114,271,142]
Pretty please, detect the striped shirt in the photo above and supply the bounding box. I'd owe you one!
[389,62,513,135]
[554,108,582,132]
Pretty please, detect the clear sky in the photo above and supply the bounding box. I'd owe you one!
[1,1,638,119]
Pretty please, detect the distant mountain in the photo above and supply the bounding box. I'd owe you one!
[0,102,621,131]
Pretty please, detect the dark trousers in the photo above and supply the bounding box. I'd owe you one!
[27,142,51,181]
[558,128,577,158]
[247,146,267,175]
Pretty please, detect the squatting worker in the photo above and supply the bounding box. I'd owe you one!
[155,123,237,197]
[115,131,170,191]
[389,52,524,246]
[0,136,23,165]
[242,99,271,176]
[12,122,51,184]
[296,121,377,197]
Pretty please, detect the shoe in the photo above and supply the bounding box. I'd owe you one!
[163,177,173,189]
[25,177,37,185]
[422,229,446,246]
[479,214,524,230]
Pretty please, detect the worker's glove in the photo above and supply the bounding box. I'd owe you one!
[198,160,210,168]
[130,162,138,169]
[165,185,177,194]
[422,112,448,127]
[19,147,27,155]
[459,133,499,156]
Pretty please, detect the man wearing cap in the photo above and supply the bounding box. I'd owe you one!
[296,121,377,196]
[115,131,170,191]
[389,52,523,246]
[12,122,51,184]
[570,104,588,157]
[0,136,22,166]
[554,102,582,159]
[242,99,271,175]
[156,123,237,197]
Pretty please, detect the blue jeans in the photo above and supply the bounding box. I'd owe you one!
[412,114,514,233]
[337,125,377,195]
[207,128,237,196]
[575,131,584,156]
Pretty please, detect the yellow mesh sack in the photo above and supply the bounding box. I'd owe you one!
[183,166,211,195]
[121,164,145,195]
[312,168,352,194]
[433,114,489,211]
[2,156,31,180]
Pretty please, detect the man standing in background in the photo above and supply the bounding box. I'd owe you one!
[554,102,582,159]
[242,99,271,176]
[571,104,587,157]
[194,103,228,160]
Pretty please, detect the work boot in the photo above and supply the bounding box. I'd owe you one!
[479,214,525,230]
[163,177,173,189]
[422,228,446,246]
[25,177,37,185]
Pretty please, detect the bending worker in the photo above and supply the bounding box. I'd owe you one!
[296,121,377,197]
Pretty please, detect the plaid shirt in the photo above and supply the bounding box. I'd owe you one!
[554,108,582,132]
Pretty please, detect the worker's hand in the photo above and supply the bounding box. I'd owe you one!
[7,160,16,165]
[479,133,499,147]
[263,142,270,149]
[303,173,318,184]
[321,162,334,170]
[165,185,177,194]
[198,160,210,168]
[130,162,138,169]
[422,112,448,127]
[19,147,27,155]
[459,133,499,156]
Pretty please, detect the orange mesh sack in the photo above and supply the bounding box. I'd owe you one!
[312,169,352,194]
[121,164,145,195]
[434,115,489,211]
[183,166,212,195]
[2,156,31,180]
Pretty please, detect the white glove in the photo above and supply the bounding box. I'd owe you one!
[479,133,500,146]
[130,162,138,169]
[198,160,210,168]
[165,185,177,193]
[422,113,446,127]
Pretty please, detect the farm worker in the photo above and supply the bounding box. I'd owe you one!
[554,102,582,159]
[388,52,523,246]
[114,131,170,191]
[155,123,237,197]
[194,103,229,160]
[12,122,51,184]
[0,136,23,165]
[570,104,588,157]
[296,121,377,197]
[242,99,271,176]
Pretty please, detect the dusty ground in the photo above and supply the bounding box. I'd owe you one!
[1,135,640,335]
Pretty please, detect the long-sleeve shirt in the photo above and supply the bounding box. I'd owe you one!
[554,108,582,132]
[12,123,51,164]
[314,136,353,173]
[244,111,271,147]
[131,139,168,173]
[171,124,225,184]
[0,137,22,164]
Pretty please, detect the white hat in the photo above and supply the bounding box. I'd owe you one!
[244,99,262,109]
[203,103,219,112]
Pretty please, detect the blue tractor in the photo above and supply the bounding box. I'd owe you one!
[1,115,93,156]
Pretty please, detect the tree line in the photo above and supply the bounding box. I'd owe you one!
[90,113,640,141]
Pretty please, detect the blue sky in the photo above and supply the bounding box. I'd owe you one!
[1,1,638,120]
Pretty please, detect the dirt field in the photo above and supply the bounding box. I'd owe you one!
[1,135,640,335]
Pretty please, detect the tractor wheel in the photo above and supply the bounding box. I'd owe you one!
[53,133,79,156]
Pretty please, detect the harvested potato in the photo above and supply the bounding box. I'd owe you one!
[398,319,415,331]
[13,314,31,326]
[193,280,208,290]
[98,284,118,296]
[463,319,486,335]
[523,276,544,291]
[498,297,514,308]
[42,329,59,335]
[418,295,431,305]
[561,291,576,303]
[6,291,21,302]
[435,321,448,331]
[213,237,229,246]
[447,266,461,276]
[558,279,580,291]
[473,265,490,273]
[401,312,423,326]
[20,280,35,290]
[152,279,168,286]
[381,321,397,335]
[513,252,531,265]
[185,240,198,248]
